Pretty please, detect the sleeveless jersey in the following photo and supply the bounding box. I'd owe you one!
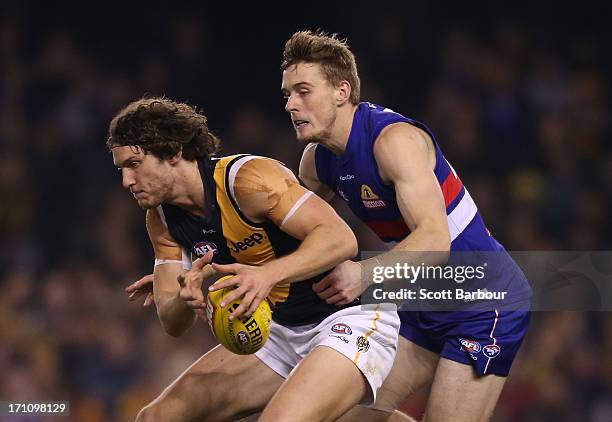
[157,155,357,325]
[314,102,531,302]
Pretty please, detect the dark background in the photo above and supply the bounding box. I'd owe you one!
[1,2,611,421]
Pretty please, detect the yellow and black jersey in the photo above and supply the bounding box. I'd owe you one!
[146,154,358,326]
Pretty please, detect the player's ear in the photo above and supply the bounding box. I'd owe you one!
[336,80,351,106]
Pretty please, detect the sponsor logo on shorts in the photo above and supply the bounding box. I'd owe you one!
[459,338,481,353]
[483,344,501,358]
[356,336,370,353]
[237,331,249,346]
[328,334,349,344]
[331,323,353,335]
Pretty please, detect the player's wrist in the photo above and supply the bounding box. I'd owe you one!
[356,258,378,288]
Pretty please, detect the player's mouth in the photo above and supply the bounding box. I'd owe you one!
[132,191,146,199]
[293,119,310,130]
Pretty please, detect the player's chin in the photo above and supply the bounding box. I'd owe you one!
[296,131,318,144]
[136,198,160,209]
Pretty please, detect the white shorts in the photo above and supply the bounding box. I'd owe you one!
[255,305,400,405]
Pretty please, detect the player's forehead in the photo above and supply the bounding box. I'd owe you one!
[281,62,327,90]
[112,145,145,166]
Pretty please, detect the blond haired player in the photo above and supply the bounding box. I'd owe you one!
[277,30,532,422]
[110,97,400,422]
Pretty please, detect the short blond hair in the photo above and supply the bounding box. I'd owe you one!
[281,30,360,105]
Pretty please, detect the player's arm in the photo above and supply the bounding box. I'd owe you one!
[298,142,335,202]
[210,157,357,318]
[146,209,197,337]
[364,123,451,276]
[313,123,451,305]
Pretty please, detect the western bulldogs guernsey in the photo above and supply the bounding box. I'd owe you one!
[314,102,531,376]
[154,154,358,326]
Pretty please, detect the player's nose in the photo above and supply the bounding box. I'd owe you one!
[285,94,298,113]
[121,169,135,189]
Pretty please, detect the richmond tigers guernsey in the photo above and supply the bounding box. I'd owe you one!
[146,154,358,326]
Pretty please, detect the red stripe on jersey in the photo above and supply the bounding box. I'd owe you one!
[366,219,410,240]
[440,171,463,207]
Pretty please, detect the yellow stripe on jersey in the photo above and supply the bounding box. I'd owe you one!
[212,155,291,305]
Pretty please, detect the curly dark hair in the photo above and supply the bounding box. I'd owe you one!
[106,97,221,161]
[281,30,360,105]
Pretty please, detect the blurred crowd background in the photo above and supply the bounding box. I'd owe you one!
[1,2,611,421]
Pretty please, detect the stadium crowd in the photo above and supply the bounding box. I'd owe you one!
[1,4,610,421]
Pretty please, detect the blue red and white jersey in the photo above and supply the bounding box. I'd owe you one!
[314,102,531,301]
[314,102,499,251]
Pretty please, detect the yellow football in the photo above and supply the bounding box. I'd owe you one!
[206,275,272,355]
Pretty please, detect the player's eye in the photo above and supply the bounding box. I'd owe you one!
[129,161,139,168]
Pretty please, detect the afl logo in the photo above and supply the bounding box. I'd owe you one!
[193,241,218,257]
[331,323,352,335]
[236,331,250,346]
[483,344,501,358]
[459,338,481,353]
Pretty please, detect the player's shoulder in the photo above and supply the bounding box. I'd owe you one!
[224,154,297,188]
[361,102,407,121]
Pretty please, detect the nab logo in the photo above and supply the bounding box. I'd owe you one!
[361,184,387,209]
[483,344,501,358]
[230,233,265,253]
[459,338,481,353]
[193,241,218,257]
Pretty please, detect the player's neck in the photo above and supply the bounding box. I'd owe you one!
[319,104,358,155]
[167,160,206,217]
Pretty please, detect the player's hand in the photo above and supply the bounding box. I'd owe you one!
[312,260,363,305]
[209,263,276,320]
[126,274,154,307]
[178,251,216,311]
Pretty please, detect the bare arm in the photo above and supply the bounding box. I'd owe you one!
[146,209,196,337]
[362,122,451,276]
[313,123,451,305]
[298,143,335,202]
[210,157,357,318]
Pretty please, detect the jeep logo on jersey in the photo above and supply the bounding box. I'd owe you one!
[483,344,501,358]
[193,241,218,257]
[230,233,265,253]
[459,338,481,353]
[361,184,387,209]
[331,323,353,335]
